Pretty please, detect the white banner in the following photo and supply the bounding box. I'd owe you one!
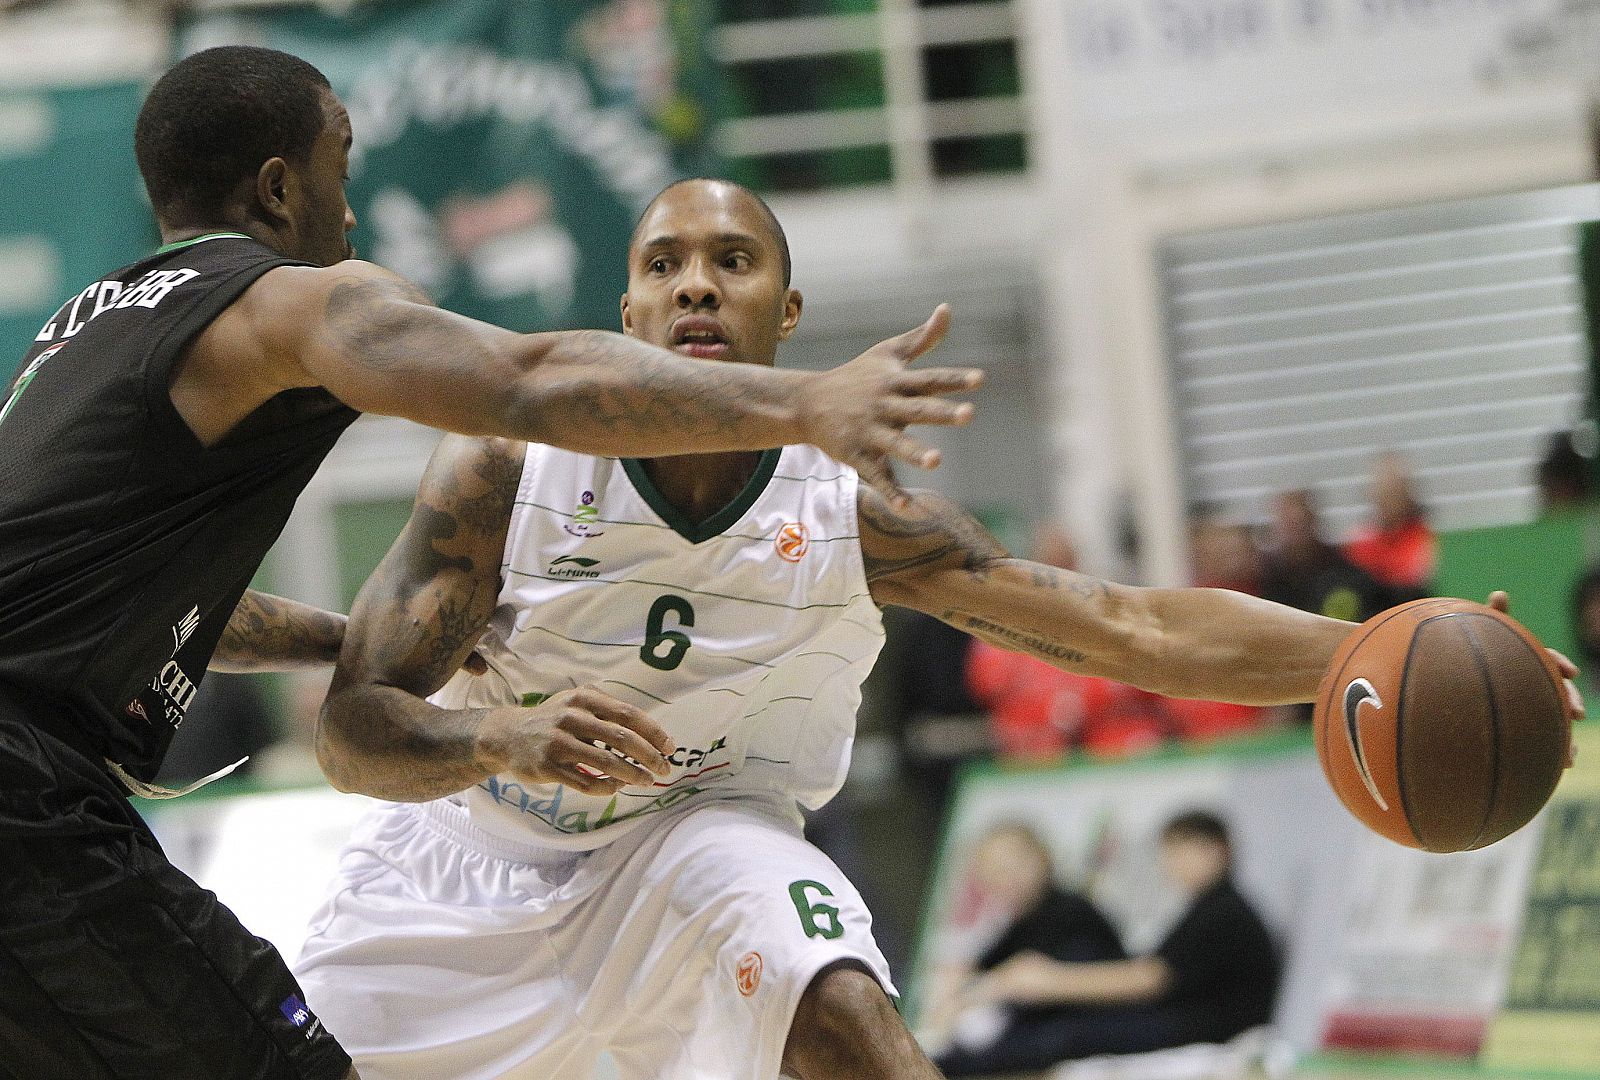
[1051,0,1547,129]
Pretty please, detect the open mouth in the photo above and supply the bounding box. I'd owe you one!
[670,317,731,359]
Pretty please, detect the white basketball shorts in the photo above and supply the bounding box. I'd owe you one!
[293,793,896,1080]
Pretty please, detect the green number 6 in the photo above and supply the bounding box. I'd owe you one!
[641,594,695,671]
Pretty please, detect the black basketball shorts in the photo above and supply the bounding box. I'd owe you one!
[0,711,351,1080]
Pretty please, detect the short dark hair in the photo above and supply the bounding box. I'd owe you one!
[135,46,332,222]
[1162,810,1232,851]
[632,178,793,286]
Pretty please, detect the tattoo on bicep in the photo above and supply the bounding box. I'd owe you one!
[859,490,1008,582]
[940,608,1089,665]
[324,277,468,372]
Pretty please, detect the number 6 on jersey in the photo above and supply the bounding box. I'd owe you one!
[641,594,695,671]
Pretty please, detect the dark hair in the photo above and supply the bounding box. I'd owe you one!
[135,46,332,222]
[633,177,793,286]
[1162,810,1232,851]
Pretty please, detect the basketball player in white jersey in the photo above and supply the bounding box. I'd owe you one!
[294,179,1576,1079]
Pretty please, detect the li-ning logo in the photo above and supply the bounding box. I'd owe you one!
[1342,678,1389,811]
[775,522,810,563]
[564,490,605,537]
[736,951,763,997]
[547,555,601,578]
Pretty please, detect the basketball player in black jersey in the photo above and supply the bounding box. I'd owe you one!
[0,47,980,1079]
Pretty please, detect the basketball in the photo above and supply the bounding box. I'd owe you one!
[1313,598,1571,853]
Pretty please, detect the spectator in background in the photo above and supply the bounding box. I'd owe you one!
[923,823,1125,1068]
[1188,507,1263,595]
[1261,489,1393,628]
[966,525,1169,759]
[1343,452,1437,601]
[936,812,1280,1077]
[1537,430,1594,513]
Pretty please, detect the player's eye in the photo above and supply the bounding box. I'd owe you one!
[649,258,671,274]
[723,253,751,271]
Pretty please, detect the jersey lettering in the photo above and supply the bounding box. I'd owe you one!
[34,270,199,344]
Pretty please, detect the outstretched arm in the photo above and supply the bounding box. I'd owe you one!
[317,434,673,801]
[209,590,346,672]
[255,263,979,506]
[861,489,1353,705]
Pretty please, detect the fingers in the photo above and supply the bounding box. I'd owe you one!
[888,304,952,363]
[571,687,674,759]
[1487,590,1510,612]
[878,396,976,430]
[878,428,942,471]
[853,455,911,510]
[564,714,672,780]
[1549,647,1580,681]
[893,367,984,398]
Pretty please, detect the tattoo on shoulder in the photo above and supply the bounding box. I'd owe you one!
[858,489,1008,583]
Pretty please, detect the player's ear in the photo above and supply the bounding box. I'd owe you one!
[779,289,802,340]
[620,292,632,334]
[256,157,291,224]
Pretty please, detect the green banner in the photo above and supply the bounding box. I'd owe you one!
[0,82,157,380]
[183,0,719,335]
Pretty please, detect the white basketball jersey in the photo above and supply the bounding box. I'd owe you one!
[429,442,885,850]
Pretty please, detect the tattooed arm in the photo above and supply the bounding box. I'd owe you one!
[317,435,673,801]
[208,590,346,672]
[239,261,977,505]
[860,489,1354,705]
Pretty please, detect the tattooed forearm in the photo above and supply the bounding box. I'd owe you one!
[209,590,346,672]
[942,609,1090,665]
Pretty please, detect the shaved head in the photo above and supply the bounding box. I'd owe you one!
[632,178,791,286]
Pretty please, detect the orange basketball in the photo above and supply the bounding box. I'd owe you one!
[1312,598,1571,852]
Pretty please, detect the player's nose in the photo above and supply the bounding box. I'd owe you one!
[675,257,719,309]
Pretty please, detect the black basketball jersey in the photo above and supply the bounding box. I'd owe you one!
[0,234,358,781]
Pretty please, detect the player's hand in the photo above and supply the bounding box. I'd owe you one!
[795,305,982,508]
[475,686,674,795]
[1487,591,1583,768]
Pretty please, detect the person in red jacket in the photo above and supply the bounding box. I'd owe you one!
[1343,452,1437,599]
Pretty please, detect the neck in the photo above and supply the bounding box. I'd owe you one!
[641,450,763,527]
[157,219,278,253]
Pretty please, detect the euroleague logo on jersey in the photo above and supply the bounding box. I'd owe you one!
[735,951,764,996]
[775,522,810,563]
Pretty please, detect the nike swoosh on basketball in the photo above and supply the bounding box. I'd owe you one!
[1343,678,1390,811]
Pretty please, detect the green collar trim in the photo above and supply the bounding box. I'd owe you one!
[621,449,781,544]
[154,232,253,255]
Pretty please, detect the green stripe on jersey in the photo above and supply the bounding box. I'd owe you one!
[502,567,869,613]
